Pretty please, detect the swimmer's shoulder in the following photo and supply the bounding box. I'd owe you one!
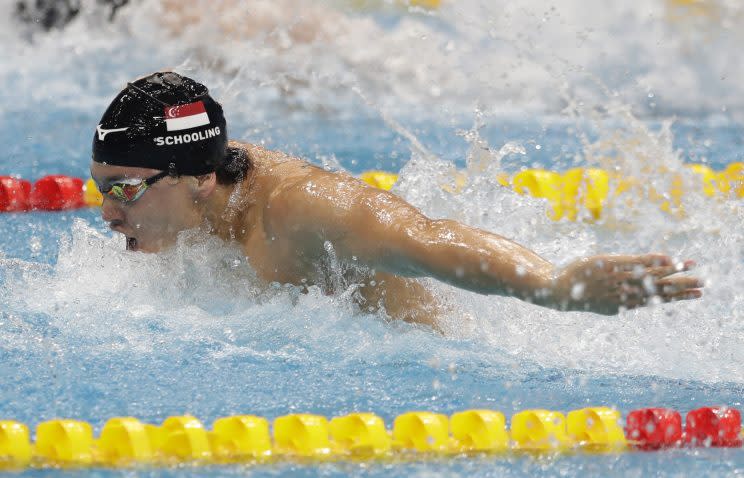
[228,141,366,238]
[229,140,319,181]
[230,140,359,193]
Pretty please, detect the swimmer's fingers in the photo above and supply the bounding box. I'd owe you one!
[617,290,701,312]
[613,277,703,308]
[662,289,703,301]
[612,260,697,285]
[645,260,697,278]
[640,278,703,296]
[614,275,704,293]
[602,254,674,271]
[656,276,705,294]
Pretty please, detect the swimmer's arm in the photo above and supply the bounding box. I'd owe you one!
[268,173,555,302]
[269,173,703,314]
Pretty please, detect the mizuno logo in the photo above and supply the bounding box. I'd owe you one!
[96,124,129,141]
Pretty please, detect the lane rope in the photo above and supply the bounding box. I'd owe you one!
[2,163,741,220]
[0,406,741,469]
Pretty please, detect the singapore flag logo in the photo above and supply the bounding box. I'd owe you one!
[164,101,210,131]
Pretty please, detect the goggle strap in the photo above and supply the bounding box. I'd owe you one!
[144,170,170,186]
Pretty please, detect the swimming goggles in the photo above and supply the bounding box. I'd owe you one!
[98,171,169,204]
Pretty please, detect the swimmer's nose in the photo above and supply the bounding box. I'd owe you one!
[108,219,124,230]
[100,197,124,223]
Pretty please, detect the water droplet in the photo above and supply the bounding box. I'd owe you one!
[570,282,585,300]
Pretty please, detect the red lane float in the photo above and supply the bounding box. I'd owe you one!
[30,175,85,211]
[684,407,742,447]
[0,176,31,212]
[625,408,683,449]
[626,407,744,449]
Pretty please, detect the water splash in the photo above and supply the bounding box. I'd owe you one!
[392,102,743,383]
[1,0,743,449]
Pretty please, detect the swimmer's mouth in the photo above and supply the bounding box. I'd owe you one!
[126,237,138,251]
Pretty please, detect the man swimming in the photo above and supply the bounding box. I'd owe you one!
[90,72,703,328]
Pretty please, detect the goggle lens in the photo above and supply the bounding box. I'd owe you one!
[96,171,169,204]
[108,181,148,202]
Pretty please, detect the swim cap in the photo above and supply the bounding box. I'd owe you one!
[92,72,227,176]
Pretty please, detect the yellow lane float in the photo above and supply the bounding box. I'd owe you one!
[34,420,94,466]
[510,410,572,451]
[97,417,154,466]
[210,415,272,462]
[392,412,449,452]
[560,168,610,221]
[0,421,32,469]
[450,409,509,452]
[273,414,332,458]
[566,407,626,451]
[329,413,391,456]
[359,170,399,191]
[158,416,212,462]
[82,178,103,207]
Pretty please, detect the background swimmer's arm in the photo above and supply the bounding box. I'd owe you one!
[268,172,703,315]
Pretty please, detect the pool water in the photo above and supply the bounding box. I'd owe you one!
[1,0,744,476]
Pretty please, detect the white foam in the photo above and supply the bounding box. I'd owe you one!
[395,110,743,383]
[0,0,742,387]
[3,0,744,118]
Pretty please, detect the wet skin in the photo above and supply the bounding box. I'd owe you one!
[91,141,704,329]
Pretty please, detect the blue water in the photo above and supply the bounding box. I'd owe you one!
[2,1,744,476]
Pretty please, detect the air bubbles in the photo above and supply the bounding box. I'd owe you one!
[570,282,585,301]
[29,237,41,255]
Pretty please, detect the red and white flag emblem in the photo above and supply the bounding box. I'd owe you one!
[164,101,210,131]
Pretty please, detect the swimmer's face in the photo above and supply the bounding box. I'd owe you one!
[90,162,215,253]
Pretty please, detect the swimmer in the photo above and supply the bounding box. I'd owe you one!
[90,72,704,328]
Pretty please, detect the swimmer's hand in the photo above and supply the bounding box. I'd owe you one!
[550,254,703,315]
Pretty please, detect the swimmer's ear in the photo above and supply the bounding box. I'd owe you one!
[193,173,217,199]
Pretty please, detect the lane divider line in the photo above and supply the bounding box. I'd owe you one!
[0,406,741,469]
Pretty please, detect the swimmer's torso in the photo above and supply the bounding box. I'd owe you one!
[214,141,443,328]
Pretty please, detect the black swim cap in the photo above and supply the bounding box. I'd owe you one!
[92,72,227,176]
